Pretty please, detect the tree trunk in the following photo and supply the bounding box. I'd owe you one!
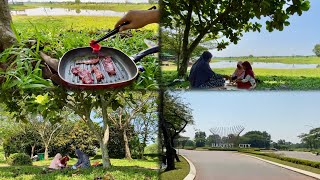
[0,0,16,52]
[123,128,132,160]
[159,90,175,171]
[44,145,49,160]
[101,125,111,168]
[139,127,148,159]
[177,3,193,78]
[31,145,35,158]
[171,139,180,162]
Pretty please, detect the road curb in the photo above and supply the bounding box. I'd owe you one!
[181,155,196,180]
[238,153,320,179]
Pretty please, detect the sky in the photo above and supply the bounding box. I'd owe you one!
[176,91,320,143]
[211,0,320,57]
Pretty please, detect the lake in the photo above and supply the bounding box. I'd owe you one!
[11,7,126,16]
[210,61,318,69]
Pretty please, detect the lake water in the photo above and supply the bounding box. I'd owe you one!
[210,61,318,69]
[11,8,126,16]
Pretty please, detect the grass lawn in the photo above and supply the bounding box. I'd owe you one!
[10,3,158,11]
[0,156,159,180]
[244,153,320,174]
[162,68,320,90]
[214,56,320,64]
[160,155,189,180]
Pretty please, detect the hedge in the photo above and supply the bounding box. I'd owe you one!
[243,151,320,169]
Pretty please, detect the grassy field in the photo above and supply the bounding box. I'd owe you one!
[214,56,320,64]
[160,155,189,180]
[0,155,159,180]
[10,3,158,11]
[244,153,320,174]
[162,68,320,90]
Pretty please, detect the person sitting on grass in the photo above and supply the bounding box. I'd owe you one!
[60,155,70,168]
[72,149,91,169]
[48,153,65,170]
[236,61,256,89]
[230,61,245,83]
[189,51,227,89]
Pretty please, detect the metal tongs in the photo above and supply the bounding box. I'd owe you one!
[91,6,157,45]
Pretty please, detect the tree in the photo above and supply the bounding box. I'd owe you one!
[29,115,65,160]
[299,127,320,150]
[0,0,16,52]
[161,27,209,71]
[162,0,310,77]
[106,92,157,160]
[313,44,320,57]
[194,131,206,147]
[185,140,195,147]
[240,131,271,148]
[159,90,193,171]
[132,104,158,159]
[51,120,99,157]
[161,91,193,169]
[206,134,221,147]
[176,136,189,148]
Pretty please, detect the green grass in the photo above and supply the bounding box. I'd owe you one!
[0,147,4,164]
[245,153,320,174]
[12,15,157,33]
[162,68,320,90]
[160,155,189,180]
[10,3,158,11]
[213,56,320,64]
[0,156,159,180]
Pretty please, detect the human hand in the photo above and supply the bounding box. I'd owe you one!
[114,10,159,32]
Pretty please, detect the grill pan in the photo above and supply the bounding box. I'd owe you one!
[58,46,159,90]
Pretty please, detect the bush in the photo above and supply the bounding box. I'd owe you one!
[184,147,196,150]
[242,151,320,169]
[144,144,158,154]
[7,153,32,166]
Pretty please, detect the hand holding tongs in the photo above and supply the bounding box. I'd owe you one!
[91,6,157,45]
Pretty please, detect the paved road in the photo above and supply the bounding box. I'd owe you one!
[179,149,316,180]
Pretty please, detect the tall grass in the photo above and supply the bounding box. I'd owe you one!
[10,3,158,11]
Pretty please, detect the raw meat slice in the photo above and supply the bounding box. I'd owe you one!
[91,65,104,82]
[76,57,100,65]
[102,56,116,75]
[71,66,94,84]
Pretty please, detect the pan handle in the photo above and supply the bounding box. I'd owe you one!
[132,46,159,63]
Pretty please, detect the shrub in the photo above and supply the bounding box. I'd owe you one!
[144,144,159,154]
[184,147,196,150]
[7,153,32,166]
[242,151,320,169]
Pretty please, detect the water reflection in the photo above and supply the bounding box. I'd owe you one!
[210,61,318,69]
